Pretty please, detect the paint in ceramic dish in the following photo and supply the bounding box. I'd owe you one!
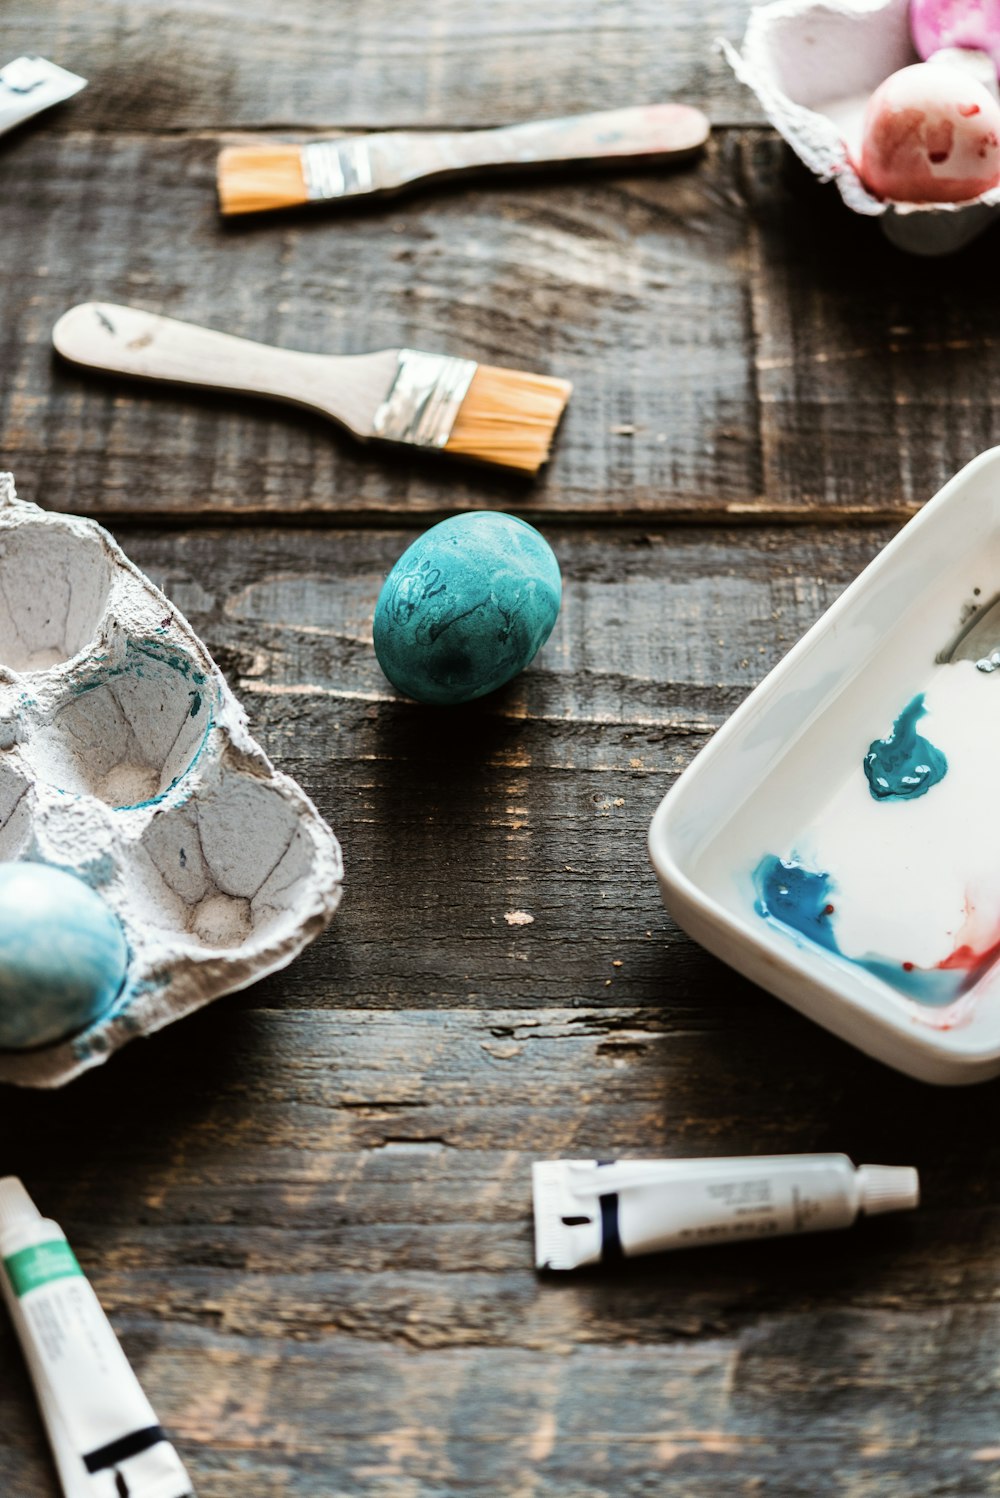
[752,852,990,1005]
[863,693,947,800]
[751,658,1000,1011]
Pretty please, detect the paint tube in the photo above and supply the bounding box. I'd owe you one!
[533,1154,919,1270]
[0,1177,194,1498]
[0,56,87,139]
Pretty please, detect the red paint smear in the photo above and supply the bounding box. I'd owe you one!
[960,103,981,118]
[900,900,1000,1010]
[904,922,1000,1006]
[935,934,1000,973]
[926,119,954,163]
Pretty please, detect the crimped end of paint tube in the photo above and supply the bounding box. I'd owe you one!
[857,1164,920,1216]
[532,1160,603,1271]
[0,57,87,142]
[0,1177,41,1237]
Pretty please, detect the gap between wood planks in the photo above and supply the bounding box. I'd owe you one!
[50,506,919,532]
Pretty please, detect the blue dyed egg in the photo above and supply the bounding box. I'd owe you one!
[373,513,561,706]
[0,864,129,1049]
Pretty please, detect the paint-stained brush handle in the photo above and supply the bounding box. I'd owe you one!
[52,302,372,414]
[217,103,710,216]
[384,103,710,179]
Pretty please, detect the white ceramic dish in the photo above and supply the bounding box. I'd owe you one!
[649,448,1000,1085]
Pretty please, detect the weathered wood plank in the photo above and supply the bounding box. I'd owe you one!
[11,520,999,1495]
[8,0,763,133]
[80,521,888,1013]
[2,1003,999,1495]
[3,130,998,524]
[6,1001,1000,1283]
[6,0,1000,1475]
[6,1320,1000,1496]
[743,140,1000,516]
[0,130,763,522]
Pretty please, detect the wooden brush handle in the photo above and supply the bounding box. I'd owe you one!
[380,104,709,187]
[50,303,402,442]
[52,303,351,408]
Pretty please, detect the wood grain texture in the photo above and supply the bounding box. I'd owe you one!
[112,523,895,1013]
[7,1,763,133]
[5,129,1000,523]
[3,524,1000,1496]
[2,1003,1000,1498]
[4,1,1000,1492]
[1,130,760,522]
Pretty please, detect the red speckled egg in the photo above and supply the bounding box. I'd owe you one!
[858,62,1000,202]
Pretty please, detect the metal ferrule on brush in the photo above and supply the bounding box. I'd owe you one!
[301,138,375,201]
[372,350,477,449]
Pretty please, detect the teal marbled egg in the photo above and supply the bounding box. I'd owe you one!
[0,863,129,1049]
[373,513,562,706]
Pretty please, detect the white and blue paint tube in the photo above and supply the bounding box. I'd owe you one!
[0,1177,194,1498]
[533,1154,920,1270]
[0,56,87,138]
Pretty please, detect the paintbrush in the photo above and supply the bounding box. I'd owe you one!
[52,303,572,475]
[216,103,709,217]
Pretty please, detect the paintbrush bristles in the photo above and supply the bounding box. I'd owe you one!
[445,365,572,474]
[217,145,309,216]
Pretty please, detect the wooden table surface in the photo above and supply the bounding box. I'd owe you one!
[3,4,1000,1494]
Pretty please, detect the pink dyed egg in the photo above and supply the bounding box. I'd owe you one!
[911,0,1000,72]
[857,62,1000,201]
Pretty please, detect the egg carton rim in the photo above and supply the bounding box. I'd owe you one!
[722,0,1000,220]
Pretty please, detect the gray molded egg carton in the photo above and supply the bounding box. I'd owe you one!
[0,474,343,1088]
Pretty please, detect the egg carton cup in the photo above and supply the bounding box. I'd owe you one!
[723,0,1000,254]
[0,474,343,1088]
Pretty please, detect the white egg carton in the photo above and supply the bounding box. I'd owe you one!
[0,474,342,1089]
[723,0,1000,254]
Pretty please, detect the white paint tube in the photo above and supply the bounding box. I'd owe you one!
[533,1154,919,1270]
[0,56,87,138]
[0,1177,194,1498]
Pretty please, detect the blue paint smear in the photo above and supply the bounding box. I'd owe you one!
[77,851,116,889]
[71,641,213,697]
[752,853,964,1007]
[112,713,211,811]
[60,639,218,812]
[863,693,947,802]
[753,854,839,954]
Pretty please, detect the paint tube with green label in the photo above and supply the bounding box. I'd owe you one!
[0,1176,193,1498]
